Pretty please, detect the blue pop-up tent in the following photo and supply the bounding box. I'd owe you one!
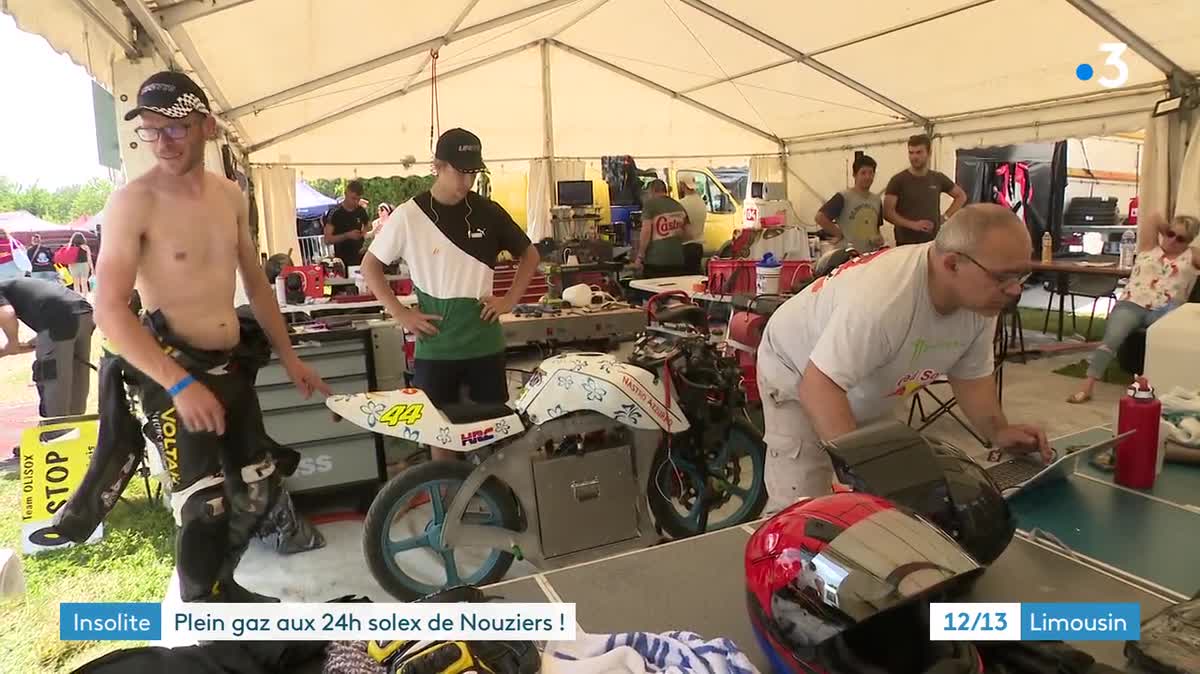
[296,179,336,220]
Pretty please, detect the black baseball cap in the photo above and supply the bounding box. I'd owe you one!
[123,71,211,121]
[435,128,486,173]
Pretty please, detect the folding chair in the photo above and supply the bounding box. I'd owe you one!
[907,379,990,447]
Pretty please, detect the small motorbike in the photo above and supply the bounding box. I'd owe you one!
[327,292,766,600]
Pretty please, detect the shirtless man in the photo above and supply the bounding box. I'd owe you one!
[95,71,331,602]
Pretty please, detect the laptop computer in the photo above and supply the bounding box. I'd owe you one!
[989,430,1135,498]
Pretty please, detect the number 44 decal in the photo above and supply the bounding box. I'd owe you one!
[380,403,424,427]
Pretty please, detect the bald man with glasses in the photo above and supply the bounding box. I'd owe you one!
[755,204,1049,511]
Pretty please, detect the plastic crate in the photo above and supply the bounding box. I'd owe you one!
[780,260,813,292]
[707,259,813,296]
[707,259,758,295]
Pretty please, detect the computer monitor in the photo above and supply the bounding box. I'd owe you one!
[557,180,594,207]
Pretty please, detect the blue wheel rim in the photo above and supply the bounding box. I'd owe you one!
[661,426,764,532]
[381,478,504,597]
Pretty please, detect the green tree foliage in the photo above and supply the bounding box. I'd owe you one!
[0,177,114,223]
[309,175,435,210]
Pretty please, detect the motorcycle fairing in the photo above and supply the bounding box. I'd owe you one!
[326,388,525,452]
[513,353,691,432]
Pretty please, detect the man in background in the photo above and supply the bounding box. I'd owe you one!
[27,234,60,283]
[678,175,707,274]
[0,277,94,418]
[815,154,884,253]
[884,134,967,246]
[323,180,370,267]
[635,179,688,278]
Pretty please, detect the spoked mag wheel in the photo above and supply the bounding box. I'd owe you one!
[648,419,767,538]
[363,460,520,601]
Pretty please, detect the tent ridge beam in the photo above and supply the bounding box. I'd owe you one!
[120,0,249,150]
[677,0,930,128]
[548,40,780,145]
[1062,0,1196,91]
[226,0,577,120]
[249,41,540,155]
[549,0,608,39]
[400,0,482,91]
[69,0,139,57]
[155,0,261,29]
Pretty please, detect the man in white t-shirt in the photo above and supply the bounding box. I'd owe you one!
[678,176,707,274]
[756,203,1049,511]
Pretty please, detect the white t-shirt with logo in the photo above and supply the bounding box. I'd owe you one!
[757,243,997,429]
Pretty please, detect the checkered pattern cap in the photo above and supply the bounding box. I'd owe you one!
[124,71,211,121]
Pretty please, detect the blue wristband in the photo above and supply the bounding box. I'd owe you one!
[168,374,196,397]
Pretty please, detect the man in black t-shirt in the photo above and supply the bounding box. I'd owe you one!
[27,234,60,283]
[0,277,95,417]
[322,179,371,266]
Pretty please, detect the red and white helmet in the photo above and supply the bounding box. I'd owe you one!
[745,493,985,674]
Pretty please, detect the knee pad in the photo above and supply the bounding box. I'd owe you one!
[175,481,229,602]
[171,475,226,527]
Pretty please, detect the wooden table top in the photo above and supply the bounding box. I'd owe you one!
[1031,258,1130,277]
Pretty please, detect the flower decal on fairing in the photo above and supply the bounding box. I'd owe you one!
[614,403,642,424]
[545,404,565,419]
[360,400,388,428]
[597,360,616,374]
[556,374,575,390]
[402,427,421,442]
[494,420,511,435]
[582,378,607,402]
[571,359,588,372]
[436,427,452,445]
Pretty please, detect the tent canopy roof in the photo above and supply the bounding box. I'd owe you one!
[7,0,1198,177]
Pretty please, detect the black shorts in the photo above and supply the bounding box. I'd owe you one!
[411,353,508,407]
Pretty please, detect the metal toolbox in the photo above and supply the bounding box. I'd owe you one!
[282,433,380,493]
[532,443,641,559]
[256,375,369,412]
[256,339,368,387]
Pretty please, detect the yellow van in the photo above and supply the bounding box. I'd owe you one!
[489,165,745,254]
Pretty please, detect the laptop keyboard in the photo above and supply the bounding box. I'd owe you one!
[988,459,1045,491]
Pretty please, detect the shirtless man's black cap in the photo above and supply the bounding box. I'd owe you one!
[124,71,211,121]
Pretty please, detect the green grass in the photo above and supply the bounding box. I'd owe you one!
[1016,306,1110,342]
[1,320,177,673]
[0,475,176,673]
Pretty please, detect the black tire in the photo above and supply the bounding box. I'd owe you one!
[363,460,520,601]
[648,419,768,539]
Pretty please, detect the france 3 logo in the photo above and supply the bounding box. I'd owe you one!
[1076,43,1129,89]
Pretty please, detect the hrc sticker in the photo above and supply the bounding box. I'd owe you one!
[379,403,424,427]
[461,427,496,446]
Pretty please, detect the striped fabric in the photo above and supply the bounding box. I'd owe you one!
[544,630,759,674]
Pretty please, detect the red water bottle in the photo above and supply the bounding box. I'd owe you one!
[1115,376,1161,489]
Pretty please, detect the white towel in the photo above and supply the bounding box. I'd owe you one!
[542,630,760,674]
[1160,387,1200,447]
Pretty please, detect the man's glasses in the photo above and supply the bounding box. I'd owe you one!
[134,123,193,142]
[1163,230,1194,243]
[956,251,1031,288]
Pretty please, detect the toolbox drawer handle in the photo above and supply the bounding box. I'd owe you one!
[570,478,600,502]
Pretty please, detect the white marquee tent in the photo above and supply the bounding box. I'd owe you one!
[5,0,1199,252]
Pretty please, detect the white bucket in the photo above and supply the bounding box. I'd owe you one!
[756,264,781,295]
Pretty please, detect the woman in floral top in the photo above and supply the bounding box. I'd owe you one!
[1069,211,1200,403]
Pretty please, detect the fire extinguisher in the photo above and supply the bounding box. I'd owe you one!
[1128,196,1139,226]
[1115,376,1160,489]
